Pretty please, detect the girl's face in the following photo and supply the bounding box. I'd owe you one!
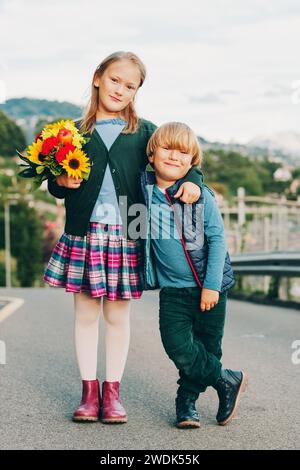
[94,59,141,116]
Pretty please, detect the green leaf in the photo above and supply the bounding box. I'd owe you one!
[31,173,49,191]
[81,169,91,181]
[31,178,43,191]
[49,168,61,177]
[16,149,30,164]
[36,165,45,174]
[18,167,36,178]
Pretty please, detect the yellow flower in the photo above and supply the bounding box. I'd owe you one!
[26,139,45,165]
[63,120,77,133]
[42,119,78,140]
[71,132,84,149]
[60,149,90,179]
[42,123,60,139]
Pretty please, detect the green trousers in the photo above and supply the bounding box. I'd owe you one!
[159,286,227,401]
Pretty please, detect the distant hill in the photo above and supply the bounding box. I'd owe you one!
[0,98,83,143]
[202,135,300,167]
[247,131,300,165]
[0,98,299,168]
[0,97,83,120]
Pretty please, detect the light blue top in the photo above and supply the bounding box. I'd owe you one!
[90,118,126,225]
[150,185,227,291]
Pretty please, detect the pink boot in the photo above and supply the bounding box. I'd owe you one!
[73,379,101,422]
[101,381,127,424]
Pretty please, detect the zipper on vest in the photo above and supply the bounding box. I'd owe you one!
[164,191,203,289]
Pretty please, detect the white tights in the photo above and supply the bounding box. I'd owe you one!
[73,292,131,381]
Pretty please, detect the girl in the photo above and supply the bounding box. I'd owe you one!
[43,51,203,424]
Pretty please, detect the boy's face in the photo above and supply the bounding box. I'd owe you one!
[149,146,193,184]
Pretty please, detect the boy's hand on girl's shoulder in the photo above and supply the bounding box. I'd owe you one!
[200,288,219,312]
[174,182,201,204]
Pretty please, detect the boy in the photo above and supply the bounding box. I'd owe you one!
[140,122,248,428]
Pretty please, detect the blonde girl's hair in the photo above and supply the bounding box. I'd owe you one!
[80,51,146,135]
[146,122,202,166]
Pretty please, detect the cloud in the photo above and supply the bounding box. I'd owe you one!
[262,84,292,98]
[189,93,225,104]
[219,89,239,96]
[0,0,300,142]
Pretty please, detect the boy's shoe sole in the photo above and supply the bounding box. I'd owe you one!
[217,372,249,426]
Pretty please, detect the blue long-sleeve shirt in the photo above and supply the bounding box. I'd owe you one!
[150,185,227,291]
[90,118,126,224]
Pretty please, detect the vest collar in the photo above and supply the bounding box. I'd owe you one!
[144,166,184,202]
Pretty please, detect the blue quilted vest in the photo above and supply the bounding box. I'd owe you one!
[140,168,235,293]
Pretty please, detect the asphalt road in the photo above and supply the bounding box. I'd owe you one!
[0,287,299,450]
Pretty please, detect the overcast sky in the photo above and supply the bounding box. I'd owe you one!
[0,0,299,143]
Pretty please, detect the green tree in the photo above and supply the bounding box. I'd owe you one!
[202,149,264,196]
[258,157,290,193]
[201,149,293,197]
[0,110,26,157]
[292,167,300,179]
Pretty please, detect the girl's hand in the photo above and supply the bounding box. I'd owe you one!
[56,173,83,189]
[174,182,201,203]
[200,288,219,312]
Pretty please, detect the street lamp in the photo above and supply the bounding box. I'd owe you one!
[1,192,33,288]
[4,195,18,288]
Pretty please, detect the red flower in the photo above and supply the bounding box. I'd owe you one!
[41,136,59,155]
[55,143,76,163]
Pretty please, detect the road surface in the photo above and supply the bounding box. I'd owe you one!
[0,287,299,450]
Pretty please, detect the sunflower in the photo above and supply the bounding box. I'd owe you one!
[60,149,91,179]
[26,139,45,165]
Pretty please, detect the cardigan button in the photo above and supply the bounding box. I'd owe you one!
[112,168,116,173]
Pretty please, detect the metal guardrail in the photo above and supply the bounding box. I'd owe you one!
[230,251,300,276]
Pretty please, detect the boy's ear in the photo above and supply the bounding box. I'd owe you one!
[148,153,154,163]
[147,154,155,169]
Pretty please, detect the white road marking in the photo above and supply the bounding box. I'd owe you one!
[0,297,25,323]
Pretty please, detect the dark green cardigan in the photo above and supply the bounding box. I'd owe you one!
[48,118,204,239]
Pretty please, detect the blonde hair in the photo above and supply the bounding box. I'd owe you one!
[146,122,202,166]
[80,51,146,135]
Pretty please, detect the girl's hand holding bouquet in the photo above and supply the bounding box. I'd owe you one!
[16,119,91,191]
[56,173,83,189]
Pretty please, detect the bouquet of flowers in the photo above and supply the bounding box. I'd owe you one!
[16,119,91,190]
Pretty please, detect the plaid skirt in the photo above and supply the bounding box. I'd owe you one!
[43,222,144,300]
